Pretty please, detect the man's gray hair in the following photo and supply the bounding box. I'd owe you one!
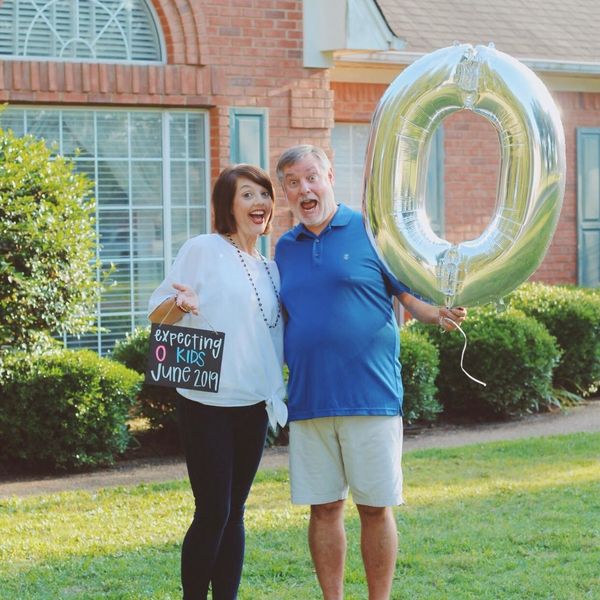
[276,145,332,182]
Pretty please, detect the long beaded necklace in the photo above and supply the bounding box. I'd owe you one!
[225,233,282,329]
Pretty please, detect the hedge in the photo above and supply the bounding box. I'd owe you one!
[0,349,141,470]
[508,283,600,396]
[408,306,561,419]
[400,328,441,424]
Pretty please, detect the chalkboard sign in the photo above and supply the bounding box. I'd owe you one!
[145,323,225,393]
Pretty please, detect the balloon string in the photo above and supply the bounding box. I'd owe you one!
[441,317,487,387]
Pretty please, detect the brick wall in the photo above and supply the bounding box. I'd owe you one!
[0,0,333,244]
[332,81,600,286]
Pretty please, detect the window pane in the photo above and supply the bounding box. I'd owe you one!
[331,123,368,210]
[63,111,95,158]
[102,262,132,313]
[98,209,130,259]
[331,126,351,164]
[190,206,207,238]
[97,113,128,158]
[169,114,188,159]
[171,208,189,255]
[0,111,25,136]
[133,260,164,312]
[189,163,206,208]
[131,161,162,206]
[100,313,135,355]
[97,161,129,206]
[189,116,206,159]
[132,208,163,259]
[73,160,96,190]
[171,162,187,205]
[26,110,60,150]
[131,113,162,159]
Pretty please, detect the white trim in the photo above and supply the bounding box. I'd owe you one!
[162,113,172,268]
[303,0,404,68]
[0,55,164,65]
[334,50,600,75]
[203,110,211,240]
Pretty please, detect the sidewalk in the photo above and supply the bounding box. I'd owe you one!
[1,399,599,499]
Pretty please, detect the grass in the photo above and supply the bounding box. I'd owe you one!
[1,433,599,599]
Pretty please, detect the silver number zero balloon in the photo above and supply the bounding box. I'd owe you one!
[362,43,566,307]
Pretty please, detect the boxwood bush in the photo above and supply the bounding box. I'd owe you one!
[0,349,141,470]
[408,307,561,419]
[400,328,441,424]
[0,126,98,351]
[111,326,179,434]
[508,283,600,396]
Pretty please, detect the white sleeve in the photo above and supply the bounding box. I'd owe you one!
[147,237,201,315]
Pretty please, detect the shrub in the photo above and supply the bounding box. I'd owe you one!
[0,127,98,350]
[0,349,141,470]
[111,326,179,433]
[508,283,600,396]
[408,307,561,420]
[400,328,441,424]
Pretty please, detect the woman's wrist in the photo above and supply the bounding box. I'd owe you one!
[175,294,191,313]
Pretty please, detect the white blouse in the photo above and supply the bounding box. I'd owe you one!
[148,233,287,428]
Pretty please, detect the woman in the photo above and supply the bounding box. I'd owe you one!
[148,164,287,600]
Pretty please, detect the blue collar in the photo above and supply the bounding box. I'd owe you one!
[291,204,353,239]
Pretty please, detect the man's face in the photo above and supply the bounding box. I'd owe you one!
[280,154,337,235]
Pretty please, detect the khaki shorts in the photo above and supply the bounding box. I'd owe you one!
[289,415,403,507]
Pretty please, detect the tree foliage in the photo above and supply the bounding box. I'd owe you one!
[0,126,98,350]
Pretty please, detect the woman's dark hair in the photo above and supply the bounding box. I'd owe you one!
[213,164,275,235]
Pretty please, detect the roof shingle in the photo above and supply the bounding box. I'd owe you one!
[375,0,600,64]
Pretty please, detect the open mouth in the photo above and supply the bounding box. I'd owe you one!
[249,209,267,224]
[301,199,318,211]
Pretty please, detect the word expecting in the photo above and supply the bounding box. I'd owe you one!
[146,323,225,393]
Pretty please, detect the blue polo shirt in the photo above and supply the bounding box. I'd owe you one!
[275,204,409,422]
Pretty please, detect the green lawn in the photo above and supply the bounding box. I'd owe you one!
[1,433,599,599]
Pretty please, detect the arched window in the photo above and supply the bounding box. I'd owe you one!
[0,0,163,62]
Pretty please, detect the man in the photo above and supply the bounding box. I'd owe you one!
[274,145,466,600]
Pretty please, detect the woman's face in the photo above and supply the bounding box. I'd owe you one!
[231,177,273,239]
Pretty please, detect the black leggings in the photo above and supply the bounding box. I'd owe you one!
[177,396,268,600]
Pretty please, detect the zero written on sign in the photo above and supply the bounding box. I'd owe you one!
[145,323,225,393]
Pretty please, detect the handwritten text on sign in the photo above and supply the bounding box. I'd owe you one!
[146,323,225,393]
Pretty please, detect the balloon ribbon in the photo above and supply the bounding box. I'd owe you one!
[441,317,487,387]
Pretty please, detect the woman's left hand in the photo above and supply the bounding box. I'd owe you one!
[438,306,467,331]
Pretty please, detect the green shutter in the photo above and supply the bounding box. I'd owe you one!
[230,108,270,256]
[577,129,600,287]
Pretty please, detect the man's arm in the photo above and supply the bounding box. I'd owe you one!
[397,292,466,331]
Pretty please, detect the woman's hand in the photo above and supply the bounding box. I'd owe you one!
[438,306,467,331]
[173,283,200,316]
